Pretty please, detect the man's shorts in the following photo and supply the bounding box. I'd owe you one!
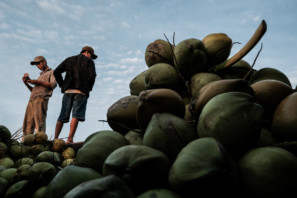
[57,93,87,123]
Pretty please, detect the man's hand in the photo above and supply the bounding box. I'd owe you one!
[22,73,30,83]
[23,73,33,92]
[28,79,38,85]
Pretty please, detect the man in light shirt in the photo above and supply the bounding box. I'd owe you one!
[22,56,57,138]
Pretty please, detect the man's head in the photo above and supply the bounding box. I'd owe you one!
[81,46,97,60]
[30,56,48,71]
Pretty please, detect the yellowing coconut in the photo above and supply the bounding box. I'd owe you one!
[33,132,48,144]
[52,139,66,152]
[62,147,75,159]
[61,158,75,168]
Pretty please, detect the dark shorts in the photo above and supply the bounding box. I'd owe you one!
[57,93,88,123]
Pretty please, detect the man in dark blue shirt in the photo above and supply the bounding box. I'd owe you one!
[54,46,97,143]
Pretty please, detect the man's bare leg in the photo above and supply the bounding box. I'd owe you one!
[67,117,78,143]
[55,120,64,139]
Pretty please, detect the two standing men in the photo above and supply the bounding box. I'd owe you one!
[22,46,97,143]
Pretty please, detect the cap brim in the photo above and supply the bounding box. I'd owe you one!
[30,61,38,65]
[91,54,97,60]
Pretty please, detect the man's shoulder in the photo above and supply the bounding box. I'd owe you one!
[65,54,79,61]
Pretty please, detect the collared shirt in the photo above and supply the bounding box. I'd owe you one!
[30,68,57,100]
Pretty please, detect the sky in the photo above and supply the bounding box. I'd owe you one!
[0,0,296,142]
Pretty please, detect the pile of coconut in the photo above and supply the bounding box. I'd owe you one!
[1,20,297,198]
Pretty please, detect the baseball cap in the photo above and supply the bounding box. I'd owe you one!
[81,46,97,59]
[30,56,46,65]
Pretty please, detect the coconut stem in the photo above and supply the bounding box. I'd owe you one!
[243,43,263,81]
[212,20,267,72]
[164,33,191,97]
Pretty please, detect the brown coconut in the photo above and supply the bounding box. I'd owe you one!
[190,79,255,119]
[271,92,297,142]
[107,95,139,135]
[137,88,185,131]
[251,80,293,118]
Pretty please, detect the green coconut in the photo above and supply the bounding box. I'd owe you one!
[107,95,139,135]
[33,132,48,144]
[17,164,31,181]
[64,175,135,198]
[189,72,222,99]
[202,33,232,66]
[14,157,33,168]
[43,165,102,198]
[0,177,9,197]
[29,144,50,157]
[8,143,30,160]
[0,166,5,172]
[274,141,297,156]
[4,180,31,198]
[271,92,297,142]
[144,63,184,93]
[0,142,7,158]
[145,39,174,67]
[197,92,264,155]
[168,137,238,197]
[191,79,255,119]
[22,134,34,146]
[0,168,18,186]
[137,88,185,131]
[238,147,297,197]
[174,38,208,80]
[143,113,198,162]
[0,157,14,168]
[62,147,75,159]
[76,130,129,173]
[32,186,47,198]
[0,125,11,143]
[251,79,293,118]
[129,71,146,96]
[249,67,292,87]
[137,189,182,198]
[52,138,66,152]
[28,162,57,186]
[35,151,61,166]
[103,144,171,195]
[124,129,144,145]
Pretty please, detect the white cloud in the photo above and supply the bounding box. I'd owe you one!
[0,9,4,19]
[102,77,113,82]
[0,32,34,43]
[0,22,10,29]
[106,70,125,76]
[119,57,143,64]
[253,16,261,22]
[114,79,124,84]
[37,0,85,21]
[121,21,131,28]
[37,0,66,15]
[135,49,142,56]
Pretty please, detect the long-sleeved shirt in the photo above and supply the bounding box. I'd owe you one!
[54,54,97,97]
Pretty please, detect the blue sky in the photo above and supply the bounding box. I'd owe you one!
[1,0,296,142]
